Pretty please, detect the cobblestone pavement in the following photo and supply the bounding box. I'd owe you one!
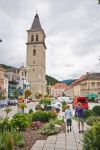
[31,120,89,150]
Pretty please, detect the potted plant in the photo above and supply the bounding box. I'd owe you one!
[18,96,24,103]
[19,103,27,113]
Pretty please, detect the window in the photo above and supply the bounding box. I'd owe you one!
[33,49,36,56]
[33,61,35,64]
[36,35,38,41]
[91,82,95,88]
[33,69,34,71]
[31,35,34,41]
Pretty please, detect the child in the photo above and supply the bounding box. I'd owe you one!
[65,105,72,132]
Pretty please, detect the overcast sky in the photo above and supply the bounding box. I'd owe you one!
[0,0,100,80]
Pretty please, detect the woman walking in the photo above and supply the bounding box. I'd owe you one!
[75,102,85,133]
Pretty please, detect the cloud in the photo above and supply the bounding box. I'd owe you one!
[0,0,100,80]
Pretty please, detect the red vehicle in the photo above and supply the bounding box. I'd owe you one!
[73,96,88,109]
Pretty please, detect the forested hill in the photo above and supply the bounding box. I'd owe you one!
[62,79,76,85]
[0,64,15,69]
[46,75,59,85]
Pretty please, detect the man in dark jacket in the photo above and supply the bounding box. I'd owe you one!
[75,102,85,133]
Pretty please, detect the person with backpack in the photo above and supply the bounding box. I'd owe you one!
[65,105,72,132]
[75,102,85,133]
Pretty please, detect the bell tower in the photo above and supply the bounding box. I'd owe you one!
[26,13,46,96]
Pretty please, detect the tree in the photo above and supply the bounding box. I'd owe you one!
[98,0,100,4]
[46,75,59,85]
[25,89,32,98]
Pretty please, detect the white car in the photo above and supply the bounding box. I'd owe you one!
[51,100,61,110]
[58,96,73,104]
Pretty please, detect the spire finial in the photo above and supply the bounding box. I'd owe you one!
[36,10,38,14]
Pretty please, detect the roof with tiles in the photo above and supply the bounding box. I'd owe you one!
[72,72,100,87]
[51,82,69,89]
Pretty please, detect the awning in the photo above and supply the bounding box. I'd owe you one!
[86,93,98,98]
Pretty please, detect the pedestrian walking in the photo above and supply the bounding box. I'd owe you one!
[65,105,72,132]
[75,102,85,133]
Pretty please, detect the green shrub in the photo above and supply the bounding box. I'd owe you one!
[10,128,25,147]
[39,98,51,105]
[0,131,14,150]
[50,119,64,125]
[39,122,60,135]
[83,123,100,150]
[0,118,11,132]
[89,97,95,102]
[29,109,34,114]
[0,128,25,149]
[86,116,100,126]
[92,105,100,116]
[31,111,57,122]
[11,113,30,130]
[84,109,95,119]
[15,132,25,147]
[62,101,67,112]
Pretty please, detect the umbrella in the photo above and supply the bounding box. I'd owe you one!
[86,93,98,98]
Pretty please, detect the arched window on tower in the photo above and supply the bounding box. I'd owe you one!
[31,35,34,41]
[33,49,36,56]
[36,35,38,41]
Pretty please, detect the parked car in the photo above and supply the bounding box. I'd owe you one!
[51,100,61,112]
[58,96,73,104]
[73,96,88,109]
[9,99,18,106]
[0,99,9,107]
[44,100,61,112]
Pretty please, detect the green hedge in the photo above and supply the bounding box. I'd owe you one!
[11,113,30,130]
[84,109,95,119]
[31,111,57,122]
[83,123,100,150]
[86,116,100,126]
[92,106,100,116]
[0,118,11,132]
[39,99,51,105]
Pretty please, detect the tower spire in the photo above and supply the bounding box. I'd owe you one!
[30,13,42,31]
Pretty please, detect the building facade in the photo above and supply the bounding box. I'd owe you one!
[80,73,100,96]
[50,83,69,97]
[71,72,100,97]
[26,13,46,96]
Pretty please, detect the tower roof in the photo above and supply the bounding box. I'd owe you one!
[30,13,42,31]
